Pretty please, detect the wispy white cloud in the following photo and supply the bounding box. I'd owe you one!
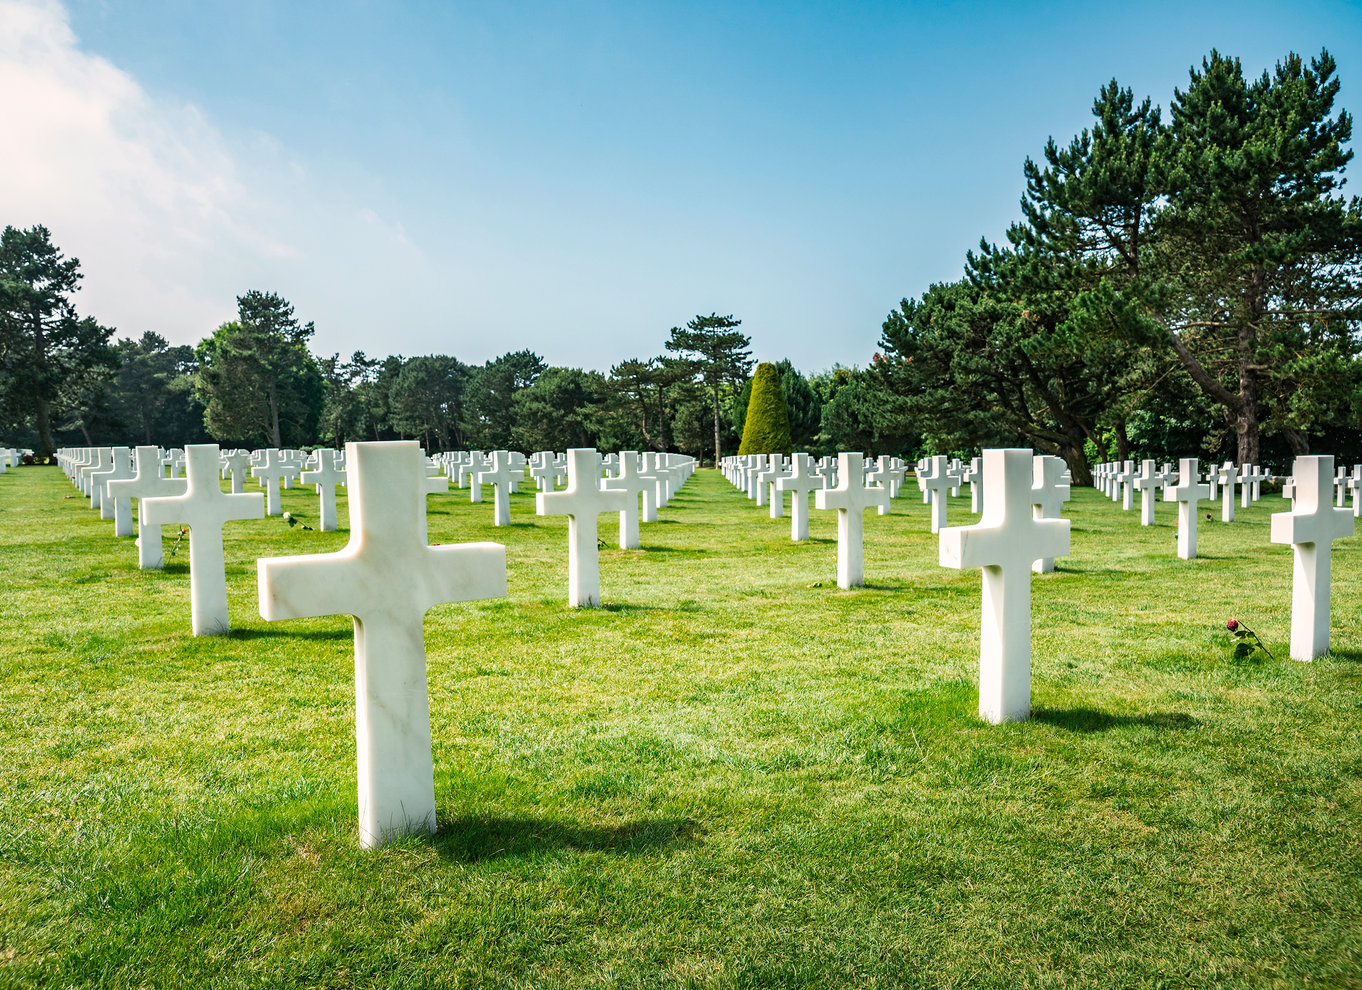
[0,0,423,347]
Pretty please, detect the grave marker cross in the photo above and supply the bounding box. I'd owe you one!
[537,448,629,607]
[601,450,656,549]
[107,446,188,564]
[814,452,890,589]
[141,444,265,634]
[1168,458,1210,560]
[776,452,822,541]
[940,448,1070,724]
[1270,456,1354,660]
[257,441,507,847]
[1133,459,1160,526]
[301,449,347,531]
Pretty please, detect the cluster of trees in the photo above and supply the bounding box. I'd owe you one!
[0,234,903,462]
[6,49,1355,473]
[877,49,1362,483]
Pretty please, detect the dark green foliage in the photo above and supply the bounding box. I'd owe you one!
[512,366,613,451]
[99,333,207,447]
[194,292,324,448]
[815,365,919,457]
[461,350,545,450]
[731,359,821,452]
[388,355,470,451]
[737,363,792,455]
[665,313,752,466]
[0,225,116,456]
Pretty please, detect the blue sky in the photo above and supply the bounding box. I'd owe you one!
[3,0,1359,372]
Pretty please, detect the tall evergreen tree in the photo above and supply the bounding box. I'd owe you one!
[195,291,324,448]
[0,225,115,456]
[665,313,752,466]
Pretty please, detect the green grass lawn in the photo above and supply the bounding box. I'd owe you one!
[1,463,1359,989]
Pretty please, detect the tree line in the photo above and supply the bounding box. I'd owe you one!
[0,240,906,463]
[876,49,1362,484]
[4,48,1357,474]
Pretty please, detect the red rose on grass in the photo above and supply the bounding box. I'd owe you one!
[1226,618,1239,631]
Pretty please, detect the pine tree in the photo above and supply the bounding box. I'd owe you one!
[737,362,792,456]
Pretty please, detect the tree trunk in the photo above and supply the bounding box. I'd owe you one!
[269,382,283,448]
[711,386,721,468]
[1114,420,1130,462]
[1281,427,1310,456]
[1059,442,1093,487]
[35,397,55,459]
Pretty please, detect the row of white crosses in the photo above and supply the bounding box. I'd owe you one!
[0,447,26,472]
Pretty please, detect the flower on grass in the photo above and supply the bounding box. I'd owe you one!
[1226,617,1274,661]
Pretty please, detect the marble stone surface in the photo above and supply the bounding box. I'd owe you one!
[1168,458,1210,560]
[814,452,890,589]
[1270,455,1354,661]
[602,450,656,549]
[776,453,822,541]
[537,448,629,607]
[939,448,1070,724]
[258,441,506,848]
[142,444,264,635]
[301,449,347,531]
[107,446,188,568]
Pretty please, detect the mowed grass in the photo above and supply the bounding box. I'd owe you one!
[1,463,1360,989]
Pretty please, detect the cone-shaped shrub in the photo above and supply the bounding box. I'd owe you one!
[738,362,792,455]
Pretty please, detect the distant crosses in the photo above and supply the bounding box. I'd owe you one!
[252,449,294,516]
[302,449,347,531]
[1030,455,1070,573]
[776,453,823,541]
[602,451,656,549]
[141,444,265,635]
[1167,458,1210,560]
[1133,459,1160,526]
[537,448,629,607]
[920,455,955,534]
[476,451,517,526]
[106,446,187,567]
[814,452,890,589]
[939,448,1070,724]
[964,457,984,513]
[1114,460,1135,511]
[257,441,507,848]
[1270,456,1355,661]
[1218,461,1239,522]
[221,450,251,494]
[760,455,791,517]
[95,447,135,531]
[1349,465,1362,518]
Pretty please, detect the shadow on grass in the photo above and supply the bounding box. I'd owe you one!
[1327,648,1362,664]
[225,626,356,642]
[1033,707,1200,732]
[599,601,702,615]
[637,545,708,557]
[433,815,701,862]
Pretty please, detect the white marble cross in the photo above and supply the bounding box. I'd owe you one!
[939,448,1070,724]
[759,455,790,517]
[1114,460,1135,511]
[476,450,516,525]
[106,446,187,566]
[258,441,506,848]
[82,448,112,506]
[278,449,306,489]
[221,450,251,494]
[142,444,264,634]
[776,452,823,541]
[1167,458,1210,560]
[94,448,135,531]
[1348,464,1362,518]
[1218,461,1239,522]
[601,450,656,549]
[1030,455,1071,573]
[1270,456,1354,660]
[814,452,890,589]
[302,449,347,531]
[964,456,984,513]
[252,449,295,516]
[920,455,955,534]
[1133,459,1160,526]
[537,448,629,607]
